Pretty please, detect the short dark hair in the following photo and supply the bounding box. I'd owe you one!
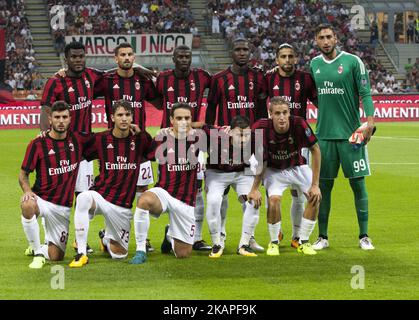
[173,45,191,56]
[276,43,294,56]
[230,115,250,129]
[64,41,85,58]
[112,99,133,115]
[315,23,336,36]
[51,101,70,113]
[232,37,249,46]
[170,102,192,117]
[269,96,290,111]
[114,42,134,56]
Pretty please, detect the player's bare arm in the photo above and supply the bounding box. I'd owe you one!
[247,161,267,208]
[18,170,36,203]
[39,105,51,132]
[363,116,376,145]
[307,143,321,204]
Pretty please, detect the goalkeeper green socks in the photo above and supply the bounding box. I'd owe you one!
[349,177,369,237]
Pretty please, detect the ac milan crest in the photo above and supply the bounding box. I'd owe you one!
[68,142,74,152]
[295,81,300,91]
[135,82,141,90]
[338,65,343,74]
[130,141,135,151]
[190,81,196,91]
[85,80,90,88]
[249,81,254,90]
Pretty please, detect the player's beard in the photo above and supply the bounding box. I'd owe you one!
[281,64,294,75]
[319,44,336,58]
[52,124,68,134]
[120,61,133,70]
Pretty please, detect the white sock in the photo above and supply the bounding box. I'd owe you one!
[74,192,92,255]
[239,202,259,247]
[206,194,222,246]
[134,207,150,252]
[21,215,41,255]
[299,217,316,243]
[220,194,228,236]
[193,190,204,242]
[268,221,281,243]
[39,244,50,260]
[41,216,48,243]
[290,194,305,239]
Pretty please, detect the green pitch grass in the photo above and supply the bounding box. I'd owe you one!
[0,123,418,300]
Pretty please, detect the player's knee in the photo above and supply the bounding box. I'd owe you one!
[269,195,281,208]
[174,247,192,259]
[136,192,154,210]
[108,242,128,259]
[20,201,37,219]
[48,248,65,261]
[206,194,222,207]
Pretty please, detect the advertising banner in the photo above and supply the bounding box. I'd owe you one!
[65,34,193,56]
[1,95,418,130]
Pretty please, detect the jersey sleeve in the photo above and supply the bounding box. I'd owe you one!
[299,118,317,148]
[21,140,39,173]
[156,75,163,95]
[352,56,374,117]
[40,78,58,106]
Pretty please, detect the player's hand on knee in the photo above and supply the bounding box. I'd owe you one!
[307,185,322,205]
[21,192,36,203]
[247,190,262,209]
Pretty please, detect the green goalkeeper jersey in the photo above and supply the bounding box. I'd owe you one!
[310,51,374,140]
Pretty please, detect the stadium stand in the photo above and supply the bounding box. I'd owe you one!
[1,0,44,98]
[211,0,416,93]
[47,0,198,55]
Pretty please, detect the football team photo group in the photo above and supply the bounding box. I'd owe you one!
[1,0,418,301]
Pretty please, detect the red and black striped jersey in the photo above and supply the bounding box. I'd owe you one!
[21,132,91,207]
[95,71,158,130]
[252,116,317,170]
[84,130,153,208]
[148,129,206,206]
[265,70,317,119]
[156,68,211,128]
[207,67,268,126]
[204,126,263,172]
[41,68,103,134]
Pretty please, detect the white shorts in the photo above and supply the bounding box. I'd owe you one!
[75,160,94,192]
[197,151,206,180]
[205,169,254,199]
[136,160,154,186]
[36,196,71,252]
[86,191,133,251]
[148,187,195,245]
[264,165,312,197]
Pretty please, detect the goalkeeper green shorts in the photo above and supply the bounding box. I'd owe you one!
[318,139,371,179]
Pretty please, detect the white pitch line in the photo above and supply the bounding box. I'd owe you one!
[374,136,419,141]
[370,162,419,165]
